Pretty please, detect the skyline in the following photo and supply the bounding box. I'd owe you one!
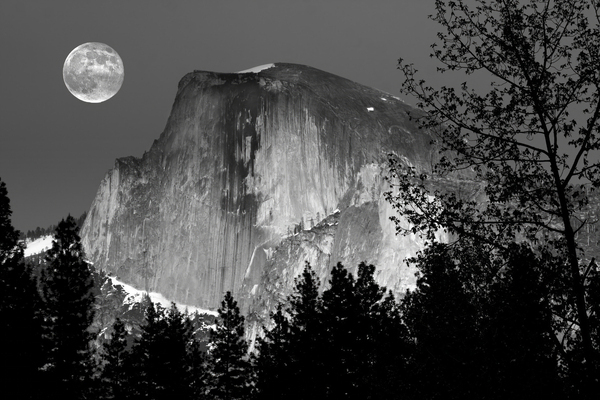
[0,1,439,231]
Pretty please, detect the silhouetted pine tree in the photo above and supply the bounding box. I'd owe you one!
[481,245,563,399]
[350,263,410,400]
[402,242,566,399]
[39,215,96,400]
[286,262,325,400]
[320,263,358,399]
[319,262,411,400]
[255,261,411,400]
[186,316,209,399]
[352,262,388,396]
[254,304,293,399]
[401,243,483,399]
[207,291,252,400]
[129,301,207,400]
[0,178,44,400]
[162,303,205,399]
[99,318,131,400]
[128,301,166,399]
[369,290,412,400]
[0,179,22,265]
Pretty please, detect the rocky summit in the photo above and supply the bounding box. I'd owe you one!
[80,63,447,327]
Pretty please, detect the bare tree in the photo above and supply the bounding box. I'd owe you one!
[386,0,600,380]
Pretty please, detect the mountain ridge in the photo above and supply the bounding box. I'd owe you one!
[80,63,450,313]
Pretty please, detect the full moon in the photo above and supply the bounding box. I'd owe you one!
[63,42,124,103]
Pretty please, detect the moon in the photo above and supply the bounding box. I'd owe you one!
[63,42,124,103]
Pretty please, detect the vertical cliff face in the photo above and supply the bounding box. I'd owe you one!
[81,63,445,312]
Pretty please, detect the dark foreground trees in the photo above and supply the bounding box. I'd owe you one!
[4,176,590,397]
[38,215,96,399]
[125,302,204,400]
[402,241,564,399]
[389,0,600,393]
[97,300,208,400]
[98,318,130,399]
[254,262,411,400]
[253,256,576,399]
[1,181,98,400]
[0,179,44,400]
[208,291,253,400]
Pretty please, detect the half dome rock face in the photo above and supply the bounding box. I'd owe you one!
[81,63,444,314]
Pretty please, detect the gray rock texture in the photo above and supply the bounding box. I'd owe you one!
[80,63,446,317]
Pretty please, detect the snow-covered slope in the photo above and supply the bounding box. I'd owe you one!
[237,63,275,73]
[23,235,53,257]
[110,276,218,316]
[23,235,216,316]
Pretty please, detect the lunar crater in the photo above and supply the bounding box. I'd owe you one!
[63,42,124,103]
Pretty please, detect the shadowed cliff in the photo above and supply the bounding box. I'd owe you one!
[81,63,446,314]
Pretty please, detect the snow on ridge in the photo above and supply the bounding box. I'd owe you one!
[23,237,217,316]
[24,235,53,257]
[237,63,275,74]
[109,277,218,317]
[375,91,405,103]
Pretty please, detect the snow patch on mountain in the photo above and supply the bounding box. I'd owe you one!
[23,235,216,317]
[24,235,53,257]
[237,63,275,73]
[110,276,218,317]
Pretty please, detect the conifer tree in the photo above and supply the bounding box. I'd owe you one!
[369,291,411,400]
[401,242,566,399]
[254,304,293,399]
[255,264,324,400]
[185,315,208,399]
[0,178,44,400]
[401,243,483,399]
[99,318,130,400]
[320,263,358,399]
[353,263,386,367]
[482,245,562,399]
[39,215,96,400]
[350,263,410,400]
[255,261,413,399]
[289,263,321,326]
[0,179,22,264]
[287,262,325,399]
[129,301,168,399]
[162,303,205,399]
[320,262,411,400]
[208,291,252,400]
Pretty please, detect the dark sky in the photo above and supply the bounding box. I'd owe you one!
[0,0,439,232]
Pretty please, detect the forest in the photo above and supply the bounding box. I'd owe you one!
[1,174,598,400]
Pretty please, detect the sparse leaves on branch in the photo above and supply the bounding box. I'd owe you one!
[388,0,600,391]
